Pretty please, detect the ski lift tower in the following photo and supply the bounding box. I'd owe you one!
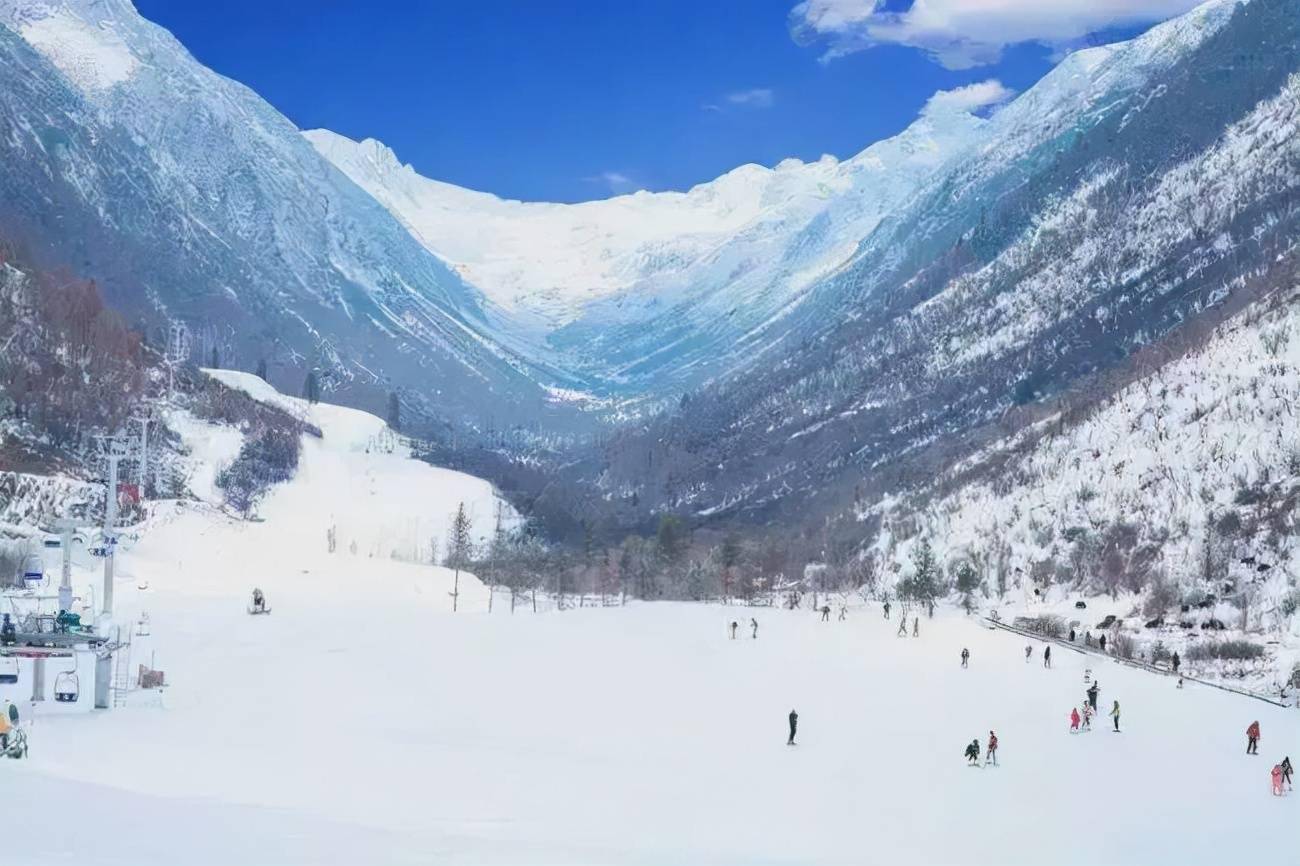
[47,517,93,613]
[94,433,130,620]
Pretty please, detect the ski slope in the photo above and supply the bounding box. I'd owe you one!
[3,378,1296,864]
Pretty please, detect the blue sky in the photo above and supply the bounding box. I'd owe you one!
[134,0,1199,203]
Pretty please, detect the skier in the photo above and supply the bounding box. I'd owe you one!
[820,605,831,623]
[750,618,758,639]
[960,648,970,668]
[965,739,981,765]
[1271,764,1284,796]
[1087,681,1099,711]
[1070,707,1080,733]
[1099,634,1107,654]
[838,605,847,622]
[1044,645,1052,669]
[1176,676,1184,689]
[912,617,919,637]
[986,731,999,766]
[1110,700,1121,732]
[787,709,798,745]
[1082,703,1093,731]
[897,617,907,637]
[729,621,738,640]
[1171,652,1181,674]
[1281,756,1293,790]
[883,600,891,620]
[1247,720,1261,755]
[1025,645,1033,663]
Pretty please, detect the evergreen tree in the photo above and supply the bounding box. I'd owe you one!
[210,346,220,369]
[255,358,268,382]
[445,502,473,613]
[303,370,320,404]
[386,391,401,432]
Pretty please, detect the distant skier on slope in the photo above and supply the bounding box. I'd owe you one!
[1247,720,1261,755]
[838,605,847,622]
[1110,700,1121,732]
[1044,646,1052,668]
[729,621,738,640]
[1025,645,1033,663]
[986,731,999,766]
[250,588,267,613]
[965,739,981,765]
[1171,652,1181,673]
[1082,703,1093,731]
[750,618,758,639]
[1281,756,1293,790]
[912,617,919,637]
[1099,634,1107,654]
[897,617,907,637]
[960,648,970,668]
[787,709,798,745]
[1070,707,1080,733]
[883,600,891,620]
[820,605,831,623]
[1088,682,1100,711]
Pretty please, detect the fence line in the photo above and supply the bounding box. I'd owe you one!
[981,617,1290,709]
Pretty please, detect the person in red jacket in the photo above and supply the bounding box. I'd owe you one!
[986,731,999,766]
[1247,721,1260,755]
[1070,707,1080,733]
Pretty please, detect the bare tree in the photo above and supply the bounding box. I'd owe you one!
[445,502,473,613]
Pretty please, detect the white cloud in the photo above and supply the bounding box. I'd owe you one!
[725,87,776,109]
[584,171,643,195]
[922,78,1014,116]
[790,0,1206,68]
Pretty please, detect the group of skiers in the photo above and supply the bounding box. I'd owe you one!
[964,731,998,766]
[1246,721,1294,796]
[728,618,760,639]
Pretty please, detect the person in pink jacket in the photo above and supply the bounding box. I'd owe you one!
[1070,707,1081,733]
[1271,764,1284,796]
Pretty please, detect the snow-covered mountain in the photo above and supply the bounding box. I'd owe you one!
[0,0,575,428]
[307,109,986,392]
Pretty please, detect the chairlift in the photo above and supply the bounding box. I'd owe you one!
[54,660,79,703]
[0,656,17,685]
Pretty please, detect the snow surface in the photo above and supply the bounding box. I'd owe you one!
[16,5,138,92]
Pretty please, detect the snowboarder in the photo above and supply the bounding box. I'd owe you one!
[729,621,738,640]
[965,739,981,765]
[250,588,267,613]
[960,648,970,668]
[787,709,798,745]
[897,617,907,637]
[820,605,831,623]
[1043,646,1052,668]
[883,600,891,620]
[1247,720,1261,755]
[1025,645,1033,663]
[1271,764,1284,796]
[1110,700,1121,732]
[1070,707,1080,733]
[1099,634,1107,654]
[986,731,999,766]
[1088,682,1099,711]
[750,618,758,639]
[1176,676,1184,689]
[1171,652,1180,673]
[912,617,919,637]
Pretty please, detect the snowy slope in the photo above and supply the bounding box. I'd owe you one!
[7,602,1297,864]
[307,113,984,332]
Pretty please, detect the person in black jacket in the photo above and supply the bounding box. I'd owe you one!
[787,709,798,745]
[964,739,980,765]
[1044,646,1052,668]
[1087,682,1099,710]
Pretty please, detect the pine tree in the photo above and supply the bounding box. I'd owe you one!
[303,370,319,404]
[210,346,220,369]
[445,502,473,613]
[386,391,401,432]
[255,359,268,381]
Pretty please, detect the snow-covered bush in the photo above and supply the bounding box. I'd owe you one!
[1184,640,1265,662]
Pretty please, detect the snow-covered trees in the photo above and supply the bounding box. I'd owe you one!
[444,502,474,613]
